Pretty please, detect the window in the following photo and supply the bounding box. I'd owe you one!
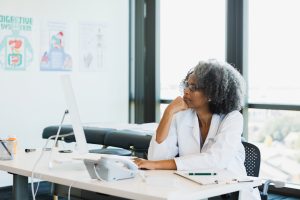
[248,109,300,184]
[160,0,226,101]
[248,0,300,185]
[248,0,300,104]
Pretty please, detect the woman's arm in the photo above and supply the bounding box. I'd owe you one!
[134,158,176,170]
[156,96,188,143]
[147,96,188,161]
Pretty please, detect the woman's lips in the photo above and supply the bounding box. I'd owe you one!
[183,97,190,104]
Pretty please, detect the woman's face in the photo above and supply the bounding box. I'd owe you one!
[183,73,209,110]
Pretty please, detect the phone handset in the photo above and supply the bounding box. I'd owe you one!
[85,157,138,181]
[108,157,138,172]
[112,158,146,182]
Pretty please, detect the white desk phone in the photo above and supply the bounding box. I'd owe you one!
[84,157,138,181]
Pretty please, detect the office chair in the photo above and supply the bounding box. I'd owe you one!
[242,141,261,177]
[218,142,262,200]
[242,141,284,200]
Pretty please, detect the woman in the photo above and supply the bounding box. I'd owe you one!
[134,59,260,199]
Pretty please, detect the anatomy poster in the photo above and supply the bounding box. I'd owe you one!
[79,23,106,71]
[0,15,34,71]
[40,21,72,71]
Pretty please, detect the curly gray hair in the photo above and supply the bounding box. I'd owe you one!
[183,59,246,114]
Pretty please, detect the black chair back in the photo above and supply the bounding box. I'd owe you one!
[242,141,261,177]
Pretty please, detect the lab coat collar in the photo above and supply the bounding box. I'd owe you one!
[181,109,195,127]
[182,110,221,146]
[181,110,200,144]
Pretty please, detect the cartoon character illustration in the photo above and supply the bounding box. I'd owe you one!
[51,31,64,49]
[40,30,72,71]
[0,30,33,70]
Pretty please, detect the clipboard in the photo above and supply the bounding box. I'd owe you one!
[174,171,252,185]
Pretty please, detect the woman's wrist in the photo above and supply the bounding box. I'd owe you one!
[164,107,174,117]
[152,160,176,170]
[152,161,159,169]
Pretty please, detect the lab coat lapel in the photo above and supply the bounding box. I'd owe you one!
[202,114,221,148]
[191,112,200,145]
[181,110,200,145]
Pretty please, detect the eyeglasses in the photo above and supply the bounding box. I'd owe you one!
[182,81,199,92]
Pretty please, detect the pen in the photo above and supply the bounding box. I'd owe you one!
[25,148,36,153]
[0,140,12,156]
[188,172,217,175]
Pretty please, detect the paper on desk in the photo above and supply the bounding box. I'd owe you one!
[174,171,252,185]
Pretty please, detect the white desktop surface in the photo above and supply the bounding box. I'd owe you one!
[0,150,261,200]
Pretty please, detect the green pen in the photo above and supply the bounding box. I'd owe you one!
[188,172,217,175]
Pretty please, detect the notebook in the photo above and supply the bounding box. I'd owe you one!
[174,171,253,185]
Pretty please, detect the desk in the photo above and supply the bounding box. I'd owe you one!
[0,150,261,200]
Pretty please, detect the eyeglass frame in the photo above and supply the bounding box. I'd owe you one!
[181,81,202,92]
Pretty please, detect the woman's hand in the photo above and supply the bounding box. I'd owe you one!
[165,96,188,116]
[133,158,177,170]
[133,158,157,170]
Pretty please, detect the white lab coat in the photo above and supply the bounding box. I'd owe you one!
[148,109,261,200]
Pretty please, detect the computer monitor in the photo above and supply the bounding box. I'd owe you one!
[60,75,89,154]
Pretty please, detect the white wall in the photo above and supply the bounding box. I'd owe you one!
[0,0,129,186]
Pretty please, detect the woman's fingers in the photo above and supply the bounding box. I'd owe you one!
[133,158,143,168]
[168,96,188,114]
[133,158,153,169]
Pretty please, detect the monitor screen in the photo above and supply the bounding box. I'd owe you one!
[60,75,88,154]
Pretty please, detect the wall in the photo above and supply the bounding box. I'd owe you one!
[0,0,129,186]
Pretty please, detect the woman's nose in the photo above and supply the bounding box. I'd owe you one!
[184,87,190,94]
[183,88,190,96]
